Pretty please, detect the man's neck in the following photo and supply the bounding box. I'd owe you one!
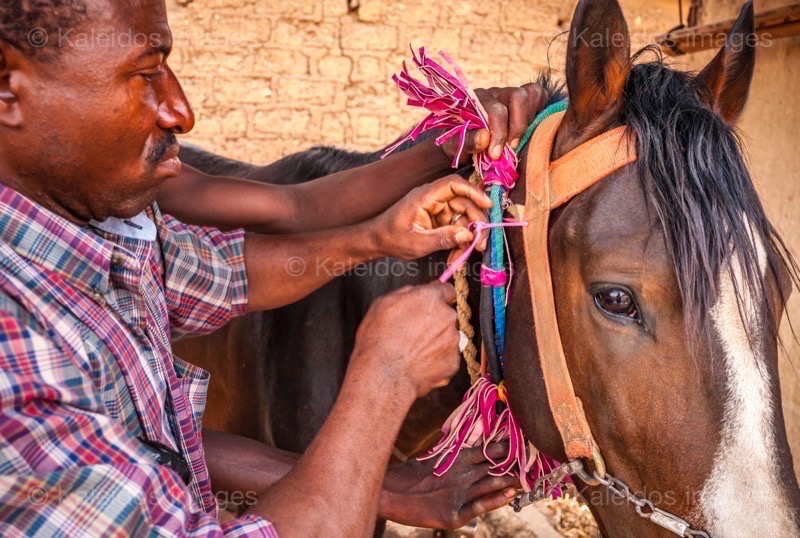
[0,176,91,226]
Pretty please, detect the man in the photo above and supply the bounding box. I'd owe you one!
[0,1,545,536]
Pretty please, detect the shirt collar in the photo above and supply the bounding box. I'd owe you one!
[0,184,117,298]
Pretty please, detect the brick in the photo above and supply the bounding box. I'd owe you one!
[272,20,339,49]
[351,113,382,144]
[212,76,274,105]
[252,48,310,76]
[251,109,311,136]
[321,112,352,144]
[276,77,338,106]
[221,108,248,137]
[341,20,398,51]
[352,55,386,82]
[500,0,562,32]
[317,55,353,79]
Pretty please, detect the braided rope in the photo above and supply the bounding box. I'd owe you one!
[454,170,482,383]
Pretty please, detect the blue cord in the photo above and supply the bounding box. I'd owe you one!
[487,98,568,379]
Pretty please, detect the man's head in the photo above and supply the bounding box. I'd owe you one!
[0,0,194,223]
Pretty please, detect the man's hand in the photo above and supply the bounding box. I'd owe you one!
[442,83,548,162]
[381,444,519,529]
[351,282,461,399]
[374,175,492,260]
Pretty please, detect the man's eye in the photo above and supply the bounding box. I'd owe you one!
[137,68,162,82]
[594,287,640,320]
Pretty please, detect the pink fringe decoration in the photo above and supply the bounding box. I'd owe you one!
[386,46,564,499]
[418,376,563,494]
[382,46,520,190]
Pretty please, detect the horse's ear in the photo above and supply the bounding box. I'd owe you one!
[695,1,756,124]
[558,0,631,154]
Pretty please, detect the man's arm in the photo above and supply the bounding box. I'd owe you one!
[243,175,491,312]
[158,141,450,234]
[243,282,466,536]
[203,430,518,529]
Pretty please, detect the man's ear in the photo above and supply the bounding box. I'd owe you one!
[695,1,756,125]
[556,0,631,157]
[0,39,25,128]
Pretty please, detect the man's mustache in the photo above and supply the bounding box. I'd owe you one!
[147,131,178,164]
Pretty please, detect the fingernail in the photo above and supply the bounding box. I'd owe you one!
[492,145,503,159]
[510,138,520,149]
[455,231,471,244]
[505,488,517,499]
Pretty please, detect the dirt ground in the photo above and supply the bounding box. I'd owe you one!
[385,491,600,538]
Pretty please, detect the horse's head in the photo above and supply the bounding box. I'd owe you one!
[504,0,800,534]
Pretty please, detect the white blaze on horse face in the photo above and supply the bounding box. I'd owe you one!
[701,224,799,535]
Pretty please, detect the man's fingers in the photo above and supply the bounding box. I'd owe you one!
[425,280,457,304]
[475,87,509,160]
[520,82,548,124]
[504,87,534,149]
[457,128,490,158]
[468,474,521,499]
[424,176,492,210]
[422,226,474,252]
[446,196,489,225]
[458,487,518,522]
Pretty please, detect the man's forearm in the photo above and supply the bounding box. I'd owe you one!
[159,141,450,235]
[245,359,417,536]
[203,429,407,520]
[289,140,451,232]
[243,220,384,312]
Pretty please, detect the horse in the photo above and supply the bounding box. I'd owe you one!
[175,0,800,534]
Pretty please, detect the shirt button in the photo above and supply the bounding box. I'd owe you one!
[91,290,106,305]
[111,254,124,265]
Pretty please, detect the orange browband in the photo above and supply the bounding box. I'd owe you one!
[522,111,638,462]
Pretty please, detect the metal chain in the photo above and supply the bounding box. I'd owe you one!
[511,460,584,511]
[512,460,711,538]
[591,471,711,538]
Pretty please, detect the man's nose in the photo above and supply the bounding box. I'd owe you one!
[157,65,195,134]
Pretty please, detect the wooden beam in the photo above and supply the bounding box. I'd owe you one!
[656,3,800,55]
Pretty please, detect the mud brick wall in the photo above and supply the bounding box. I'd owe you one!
[166,0,678,163]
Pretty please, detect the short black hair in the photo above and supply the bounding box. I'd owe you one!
[0,0,89,58]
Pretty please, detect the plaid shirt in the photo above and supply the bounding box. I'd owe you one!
[0,184,277,537]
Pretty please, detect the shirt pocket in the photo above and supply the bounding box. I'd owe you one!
[172,355,211,431]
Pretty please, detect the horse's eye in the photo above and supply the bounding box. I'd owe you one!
[595,287,640,320]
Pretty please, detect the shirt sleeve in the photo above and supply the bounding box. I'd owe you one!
[0,311,276,537]
[152,205,249,340]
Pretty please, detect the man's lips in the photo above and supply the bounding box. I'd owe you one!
[161,144,180,162]
[156,144,182,177]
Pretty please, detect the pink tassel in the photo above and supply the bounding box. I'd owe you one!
[418,376,564,496]
[382,47,520,191]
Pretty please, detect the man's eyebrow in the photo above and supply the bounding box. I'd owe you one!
[134,43,172,62]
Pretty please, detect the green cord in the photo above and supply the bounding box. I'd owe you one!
[515,99,568,156]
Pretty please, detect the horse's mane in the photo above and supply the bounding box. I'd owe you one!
[619,46,799,345]
[179,143,384,184]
